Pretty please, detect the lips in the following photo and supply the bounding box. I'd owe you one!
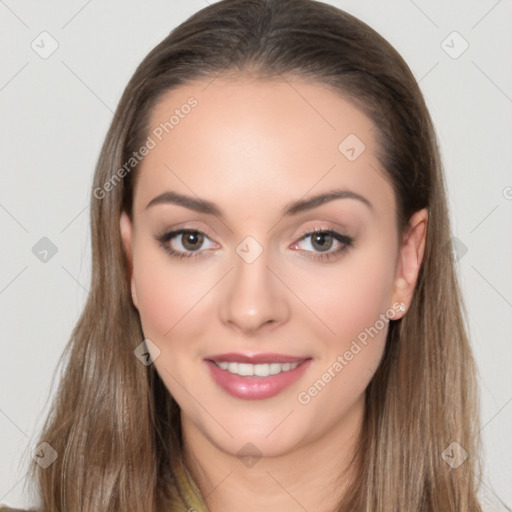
[205,357,313,400]
[205,352,310,364]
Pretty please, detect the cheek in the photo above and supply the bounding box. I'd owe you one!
[301,249,397,344]
[292,244,397,399]
[131,244,211,341]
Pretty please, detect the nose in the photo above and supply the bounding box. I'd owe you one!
[219,245,290,335]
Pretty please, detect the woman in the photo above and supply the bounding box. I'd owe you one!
[1,0,507,510]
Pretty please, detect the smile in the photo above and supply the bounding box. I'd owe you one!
[205,358,312,400]
[213,360,303,377]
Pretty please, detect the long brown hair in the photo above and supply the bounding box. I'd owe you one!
[29,0,483,510]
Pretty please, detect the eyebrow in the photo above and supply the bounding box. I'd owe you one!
[145,188,373,217]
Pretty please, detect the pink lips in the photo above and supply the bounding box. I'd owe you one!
[204,353,312,400]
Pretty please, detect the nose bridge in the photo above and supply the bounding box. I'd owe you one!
[219,235,289,333]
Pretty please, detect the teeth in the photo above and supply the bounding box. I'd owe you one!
[215,361,301,377]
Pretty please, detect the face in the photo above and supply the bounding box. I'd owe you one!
[120,75,426,460]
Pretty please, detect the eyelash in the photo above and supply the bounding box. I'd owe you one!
[155,227,354,262]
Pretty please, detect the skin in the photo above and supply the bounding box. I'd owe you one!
[120,74,427,512]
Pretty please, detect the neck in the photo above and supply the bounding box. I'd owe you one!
[181,396,364,512]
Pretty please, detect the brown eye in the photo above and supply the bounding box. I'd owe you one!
[292,228,354,262]
[181,231,204,251]
[155,228,219,260]
[310,232,334,252]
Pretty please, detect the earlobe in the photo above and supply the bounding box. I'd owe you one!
[391,208,428,317]
[119,211,138,309]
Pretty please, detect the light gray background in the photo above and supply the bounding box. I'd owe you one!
[1,0,511,508]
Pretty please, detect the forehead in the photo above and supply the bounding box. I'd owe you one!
[133,75,394,220]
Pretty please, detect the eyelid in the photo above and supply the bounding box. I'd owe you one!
[293,224,354,246]
[156,222,217,242]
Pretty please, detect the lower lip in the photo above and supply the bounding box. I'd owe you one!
[205,359,312,400]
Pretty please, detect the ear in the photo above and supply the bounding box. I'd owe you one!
[390,208,428,318]
[119,211,138,309]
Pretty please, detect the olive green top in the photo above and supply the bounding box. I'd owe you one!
[2,468,510,511]
[170,457,210,511]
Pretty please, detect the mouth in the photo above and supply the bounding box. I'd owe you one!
[207,359,309,377]
[204,353,313,400]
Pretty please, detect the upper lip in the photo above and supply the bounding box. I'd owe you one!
[206,353,311,364]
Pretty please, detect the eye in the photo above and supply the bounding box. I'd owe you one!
[155,229,218,260]
[155,227,354,262]
[291,228,354,262]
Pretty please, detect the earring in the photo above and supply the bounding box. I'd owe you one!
[399,302,405,312]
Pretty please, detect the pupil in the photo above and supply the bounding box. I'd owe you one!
[183,232,203,251]
[312,233,332,252]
